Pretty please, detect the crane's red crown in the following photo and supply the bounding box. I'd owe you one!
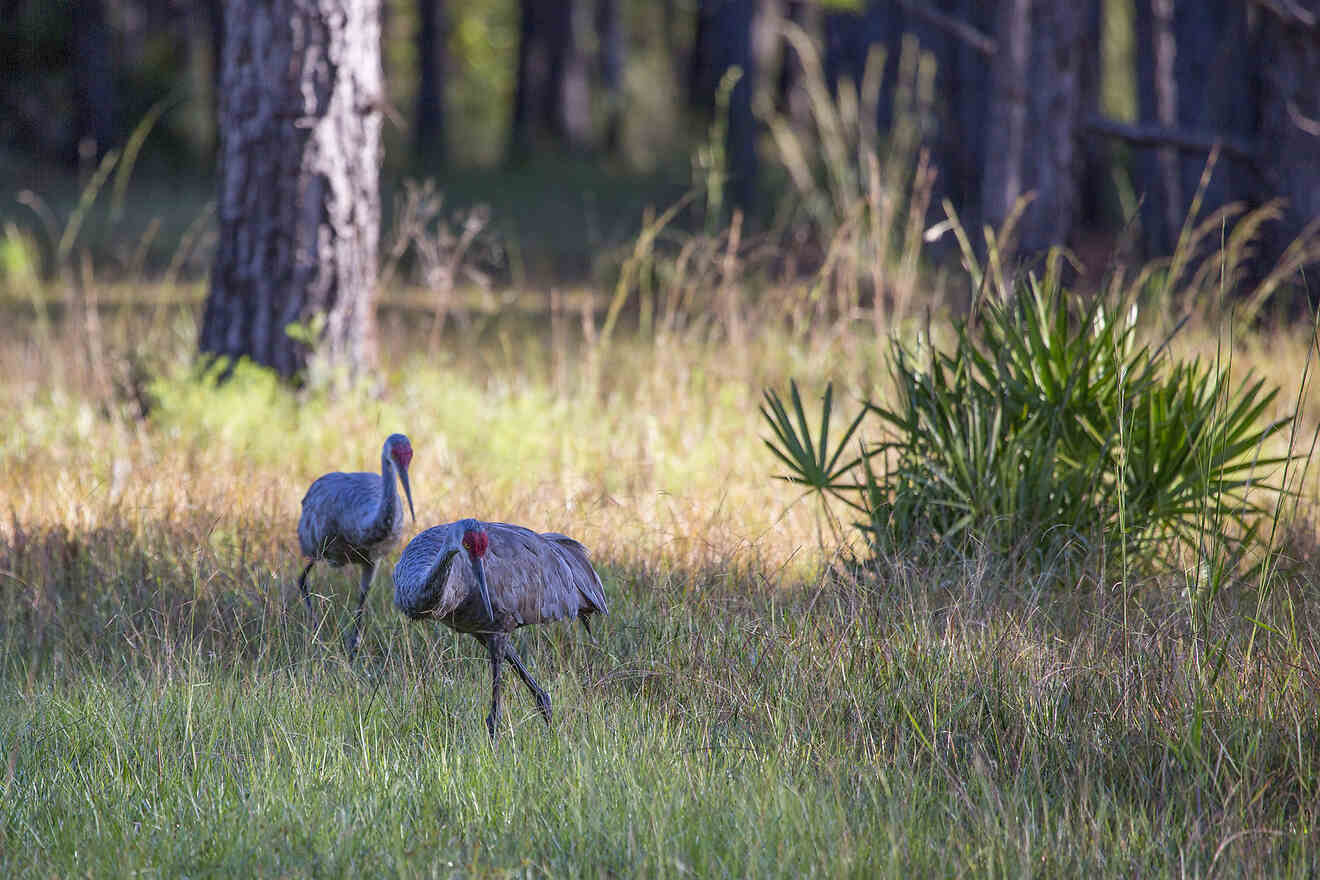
[462,529,489,558]
[390,439,412,469]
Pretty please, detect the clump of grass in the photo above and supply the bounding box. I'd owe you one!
[766,272,1298,573]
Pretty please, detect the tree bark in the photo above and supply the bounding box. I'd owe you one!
[199,0,383,379]
[1133,0,1181,255]
[944,0,995,229]
[596,0,624,153]
[544,0,591,146]
[415,0,448,162]
[1256,0,1320,263]
[982,0,1090,255]
[689,0,758,211]
[719,0,759,211]
[981,0,1029,237]
[511,0,591,156]
[70,0,115,160]
[511,0,542,159]
[1019,0,1088,253]
[1172,0,1253,213]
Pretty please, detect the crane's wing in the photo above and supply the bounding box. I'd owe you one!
[539,532,608,615]
[475,522,608,627]
[297,471,381,557]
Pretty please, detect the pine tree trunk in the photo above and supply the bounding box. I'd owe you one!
[945,0,995,230]
[689,0,758,211]
[1018,0,1088,253]
[415,0,448,162]
[70,0,115,160]
[1256,1,1320,264]
[511,0,542,159]
[1133,0,1181,255]
[199,0,382,379]
[1172,0,1253,214]
[546,0,592,147]
[983,0,1090,255]
[596,0,625,153]
[981,0,1030,236]
[511,0,591,155]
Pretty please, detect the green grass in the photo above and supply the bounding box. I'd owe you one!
[3,537,1318,875]
[4,123,1320,871]
[2,296,1319,876]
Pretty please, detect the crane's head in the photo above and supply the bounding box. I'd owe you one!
[385,433,416,522]
[459,519,494,623]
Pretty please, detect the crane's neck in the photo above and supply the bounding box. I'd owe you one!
[374,450,400,532]
[396,544,461,619]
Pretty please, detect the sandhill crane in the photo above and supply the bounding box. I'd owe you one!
[393,518,607,738]
[297,433,416,658]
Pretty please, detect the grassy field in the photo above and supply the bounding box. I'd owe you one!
[2,276,1319,876]
[3,132,1320,873]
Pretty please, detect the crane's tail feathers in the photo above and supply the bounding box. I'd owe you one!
[544,533,609,616]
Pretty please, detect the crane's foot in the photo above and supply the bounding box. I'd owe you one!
[486,709,500,740]
[534,690,552,726]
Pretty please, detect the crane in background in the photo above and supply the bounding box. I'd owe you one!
[297,433,416,658]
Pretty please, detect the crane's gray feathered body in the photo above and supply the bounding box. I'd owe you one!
[394,520,607,630]
[297,434,415,657]
[298,469,408,566]
[393,518,607,736]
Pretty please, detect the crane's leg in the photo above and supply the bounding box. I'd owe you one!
[504,641,552,726]
[296,561,316,616]
[346,561,376,660]
[483,633,507,740]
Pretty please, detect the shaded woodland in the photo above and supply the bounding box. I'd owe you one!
[6,1,1317,249]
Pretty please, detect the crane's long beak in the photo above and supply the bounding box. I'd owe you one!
[398,466,415,522]
[469,555,494,623]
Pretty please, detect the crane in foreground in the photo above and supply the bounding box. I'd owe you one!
[297,433,416,658]
[393,518,607,738]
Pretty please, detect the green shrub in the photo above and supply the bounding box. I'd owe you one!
[764,276,1295,574]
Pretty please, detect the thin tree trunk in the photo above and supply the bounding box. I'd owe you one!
[596,0,624,153]
[981,0,1029,235]
[415,0,448,163]
[70,0,115,160]
[1172,0,1254,215]
[1018,0,1088,253]
[1256,0,1320,267]
[947,0,995,231]
[1134,0,1181,254]
[549,0,591,147]
[983,0,1090,255]
[200,0,383,379]
[511,0,543,160]
[511,0,590,156]
[711,0,758,211]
